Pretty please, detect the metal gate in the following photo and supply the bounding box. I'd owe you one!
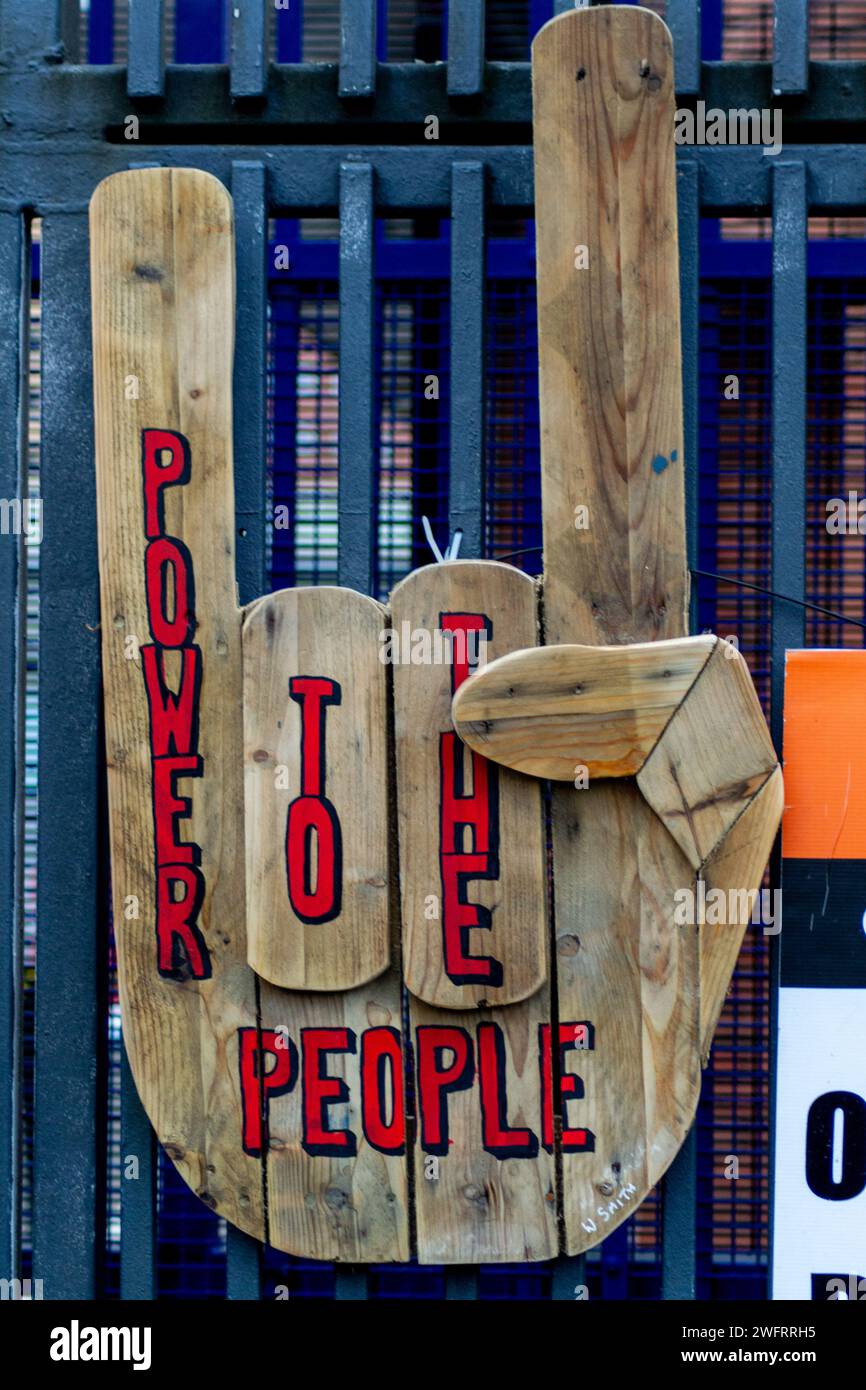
[1,0,864,1300]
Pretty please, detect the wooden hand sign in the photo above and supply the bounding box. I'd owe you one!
[90,5,781,1265]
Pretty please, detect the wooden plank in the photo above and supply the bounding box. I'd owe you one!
[637,639,778,870]
[391,561,548,1010]
[391,560,556,1262]
[534,6,687,652]
[453,635,715,781]
[552,780,699,1247]
[243,586,390,990]
[90,168,265,1242]
[256,965,410,1262]
[700,764,783,1062]
[532,5,699,1255]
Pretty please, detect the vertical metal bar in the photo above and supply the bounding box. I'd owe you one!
[339,0,377,98]
[446,1268,478,1298]
[59,0,81,62]
[660,159,701,1302]
[0,210,28,1286]
[448,161,486,557]
[773,0,810,97]
[230,0,267,102]
[335,1267,368,1298]
[337,162,376,594]
[662,1129,697,1298]
[447,0,485,97]
[119,1054,156,1299]
[33,212,102,1299]
[127,0,165,100]
[770,161,807,751]
[678,160,700,629]
[0,0,61,56]
[225,1229,261,1299]
[666,0,701,95]
[551,1254,585,1300]
[232,161,269,606]
[768,163,807,1296]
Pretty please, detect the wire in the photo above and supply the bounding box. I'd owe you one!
[490,547,866,634]
[690,568,866,632]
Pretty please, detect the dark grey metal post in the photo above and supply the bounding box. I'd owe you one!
[767,162,807,1297]
[0,0,61,57]
[33,212,102,1299]
[335,1267,368,1298]
[770,160,807,750]
[128,0,165,100]
[446,1268,478,1298]
[773,0,810,97]
[448,161,486,557]
[231,0,268,102]
[232,160,269,607]
[447,0,486,98]
[666,0,702,95]
[339,0,377,99]
[0,209,28,1284]
[551,1254,586,1301]
[662,1128,697,1298]
[337,161,376,594]
[119,1054,156,1299]
[678,160,700,625]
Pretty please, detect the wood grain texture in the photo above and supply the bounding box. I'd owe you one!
[391,560,556,1262]
[257,969,410,1262]
[243,586,390,990]
[637,640,779,870]
[533,4,687,650]
[532,6,699,1254]
[91,168,264,1239]
[553,781,699,1245]
[409,992,558,1264]
[453,635,715,780]
[391,561,548,1010]
[699,764,783,1063]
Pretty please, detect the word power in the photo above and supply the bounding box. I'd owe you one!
[140,428,209,982]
